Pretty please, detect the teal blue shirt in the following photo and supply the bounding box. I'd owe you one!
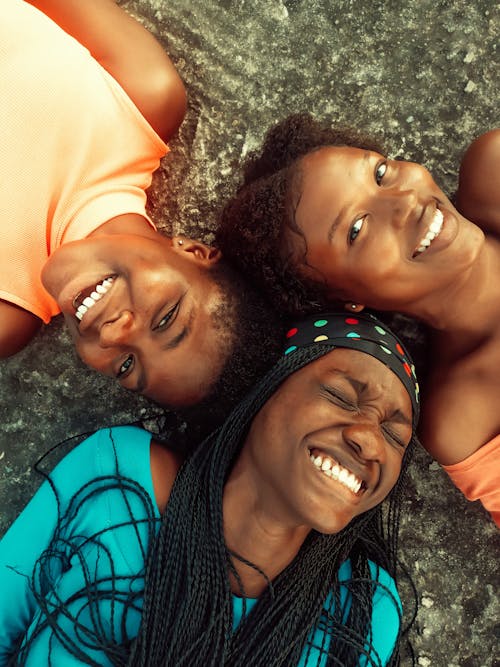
[0,427,401,665]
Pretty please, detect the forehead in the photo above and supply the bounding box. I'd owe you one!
[292,146,374,242]
[299,145,373,189]
[280,347,412,411]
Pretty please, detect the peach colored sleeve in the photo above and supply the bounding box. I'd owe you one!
[443,435,500,528]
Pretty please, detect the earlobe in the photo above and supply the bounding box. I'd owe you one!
[344,302,365,313]
[172,237,222,265]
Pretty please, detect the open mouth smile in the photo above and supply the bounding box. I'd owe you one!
[73,276,115,323]
[309,447,365,494]
[412,208,444,257]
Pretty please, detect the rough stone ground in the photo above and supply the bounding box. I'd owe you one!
[1,1,499,665]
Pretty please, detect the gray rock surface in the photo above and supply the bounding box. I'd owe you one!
[1,0,499,664]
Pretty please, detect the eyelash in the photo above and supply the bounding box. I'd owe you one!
[154,301,180,331]
[348,161,388,244]
[349,217,364,244]
[323,386,357,411]
[382,425,406,449]
[117,354,134,379]
[375,161,387,185]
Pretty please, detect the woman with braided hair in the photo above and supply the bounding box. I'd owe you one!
[0,311,419,665]
[216,114,500,526]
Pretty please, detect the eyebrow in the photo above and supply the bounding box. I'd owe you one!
[326,151,371,244]
[343,373,412,427]
[344,376,368,395]
[131,311,193,394]
[327,210,343,243]
[388,408,412,428]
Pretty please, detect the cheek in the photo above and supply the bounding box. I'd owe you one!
[74,342,111,374]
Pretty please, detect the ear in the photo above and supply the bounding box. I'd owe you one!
[171,237,221,265]
[344,302,365,313]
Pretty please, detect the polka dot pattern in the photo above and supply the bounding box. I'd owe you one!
[282,311,420,427]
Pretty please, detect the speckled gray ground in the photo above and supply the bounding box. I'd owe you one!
[1,0,499,665]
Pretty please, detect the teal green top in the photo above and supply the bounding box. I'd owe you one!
[0,427,401,665]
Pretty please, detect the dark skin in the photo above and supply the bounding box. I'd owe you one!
[0,0,186,359]
[150,349,412,597]
[421,129,500,465]
[292,130,500,468]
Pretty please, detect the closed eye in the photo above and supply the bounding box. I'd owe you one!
[382,424,408,449]
[322,385,357,411]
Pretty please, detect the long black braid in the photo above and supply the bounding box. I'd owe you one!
[129,344,415,666]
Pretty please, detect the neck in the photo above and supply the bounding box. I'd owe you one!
[88,212,157,239]
[222,455,310,598]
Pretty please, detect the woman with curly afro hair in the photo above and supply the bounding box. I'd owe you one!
[216,113,500,527]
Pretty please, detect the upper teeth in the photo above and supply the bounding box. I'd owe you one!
[414,208,443,256]
[75,277,114,321]
[309,451,363,494]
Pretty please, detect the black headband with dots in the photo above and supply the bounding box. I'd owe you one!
[284,311,420,426]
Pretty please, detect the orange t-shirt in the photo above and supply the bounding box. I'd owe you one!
[0,0,168,323]
[443,435,500,528]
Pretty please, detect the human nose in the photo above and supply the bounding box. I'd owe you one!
[378,186,419,229]
[98,310,135,347]
[342,422,386,463]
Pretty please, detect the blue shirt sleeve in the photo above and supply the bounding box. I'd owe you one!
[0,430,103,662]
[0,426,155,665]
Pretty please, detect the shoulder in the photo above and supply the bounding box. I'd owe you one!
[150,440,182,514]
[50,426,180,515]
[457,129,500,234]
[49,426,153,497]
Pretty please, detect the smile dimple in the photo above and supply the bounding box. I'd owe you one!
[309,448,364,494]
[413,208,444,257]
[73,276,115,322]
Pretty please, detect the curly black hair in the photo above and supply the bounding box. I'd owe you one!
[216,113,386,316]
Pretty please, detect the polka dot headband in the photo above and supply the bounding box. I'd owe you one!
[284,311,420,426]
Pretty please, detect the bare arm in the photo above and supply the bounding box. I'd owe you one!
[0,301,41,358]
[26,0,187,143]
[457,129,500,236]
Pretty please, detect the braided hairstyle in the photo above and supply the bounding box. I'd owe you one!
[129,343,416,666]
[216,113,386,316]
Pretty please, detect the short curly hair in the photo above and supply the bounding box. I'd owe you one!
[216,113,386,316]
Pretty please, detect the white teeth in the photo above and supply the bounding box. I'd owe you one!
[82,296,95,308]
[414,208,443,256]
[429,219,442,234]
[310,451,363,493]
[74,277,114,323]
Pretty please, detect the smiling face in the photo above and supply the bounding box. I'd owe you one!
[41,233,228,407]
[288,146,484,313]
[242,348,413,535]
